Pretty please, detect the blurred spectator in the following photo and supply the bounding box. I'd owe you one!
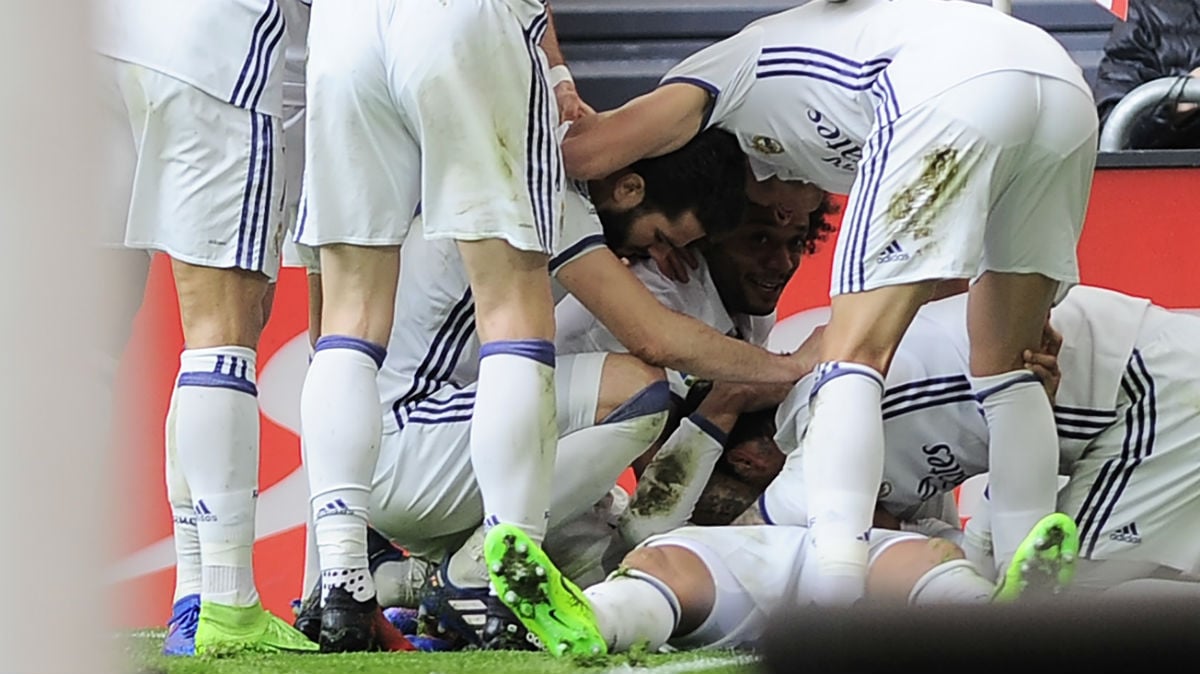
[1095,0,1200,149]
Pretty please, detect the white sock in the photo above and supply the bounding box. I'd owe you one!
[302,336,386,604]
[971,370,1058,569]
[962,488,997,582]
[549,380,670,530]
[585,570,680,653]
[617,413,724,546]
[908,559,996,605]
[446,525,489,589]
[472,340,558,544]
[173,346,261,607]
[800,362,886,605]
[760,448,808,526]
[164,385,201,603]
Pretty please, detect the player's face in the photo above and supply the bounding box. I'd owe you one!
[706,204,808,315]
[598,203,707,263]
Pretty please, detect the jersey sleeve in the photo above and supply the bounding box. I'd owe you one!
[554,292,627,356]
[549,180,607,279]
[660,25,764,130]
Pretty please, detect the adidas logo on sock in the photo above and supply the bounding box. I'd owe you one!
[193,500,217,523]
[877,240,911,263]
[1109,522,1141,544]
[316,498,353,518]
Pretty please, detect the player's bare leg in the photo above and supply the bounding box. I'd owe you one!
[967,271,1062,574]
[796,280,938,605]
[299,243,400,652]
[170,260,315,653]
[458,239,602,656]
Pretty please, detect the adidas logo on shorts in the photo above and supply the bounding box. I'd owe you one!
[877,240,911,263]
[1109,522,1142,545]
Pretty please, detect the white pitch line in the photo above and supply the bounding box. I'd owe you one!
[602,654,760,674]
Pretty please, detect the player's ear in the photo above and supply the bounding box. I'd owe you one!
[612,172,646,210]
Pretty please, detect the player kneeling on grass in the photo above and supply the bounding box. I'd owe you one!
[519,515,1078,655]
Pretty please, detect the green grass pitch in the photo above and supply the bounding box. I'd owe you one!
[126,630,761,674]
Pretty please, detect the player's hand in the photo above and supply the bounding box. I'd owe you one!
[785,324,825,378]
[650,245,700,283]
[1024,320,1062,403]
[555,81,595,124]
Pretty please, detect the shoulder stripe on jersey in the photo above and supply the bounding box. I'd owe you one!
[660,76,721,129]
[389,289,476,426]
[230,1,285,109]
[549,233,606,273]
[399,388,477,428]
[882,375,971,411]
[882,392,976,421]
[1055,404,1120,418]
[1075,349,1155,557]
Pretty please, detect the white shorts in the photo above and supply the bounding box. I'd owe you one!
[370,352,605,560]
[1060,306,1200,576]
[832,70,1097,297]
[639,526,923,650]
[296,0,561,254]
[100,58,284,279]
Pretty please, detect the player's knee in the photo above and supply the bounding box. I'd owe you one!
[595,354,669,425]
[173,263,270,348]
[621,544,714,634]
[867,537,967,602]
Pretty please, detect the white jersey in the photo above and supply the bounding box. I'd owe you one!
[378,182,604,432]
[93,0,305,116]
[774,286,1152,519]
[663,0,1090,193]
[556,256,775,352]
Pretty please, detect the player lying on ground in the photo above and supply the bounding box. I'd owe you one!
[562,0,1099,607]
[294,129,821,656]
[754,286,1200,596]
[510,515,1078,655]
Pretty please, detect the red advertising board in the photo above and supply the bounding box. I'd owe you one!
[110,165,1200,628]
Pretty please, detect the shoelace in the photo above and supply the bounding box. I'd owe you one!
[171,602,202,640]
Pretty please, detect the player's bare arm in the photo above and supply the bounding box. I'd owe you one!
[562,83,711,180]
[556,247,814,383]
[540,3,594,123]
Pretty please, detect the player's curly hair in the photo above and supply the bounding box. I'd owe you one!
[802,192,839,255]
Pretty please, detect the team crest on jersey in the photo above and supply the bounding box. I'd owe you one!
[750,134,785,155]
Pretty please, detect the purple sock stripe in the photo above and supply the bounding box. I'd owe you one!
[314,335,387,368]
[176,371,257,397]
[973,371,1042,403]
[478,339,555,368]
[809,362,884,401]
[601,380,670,425]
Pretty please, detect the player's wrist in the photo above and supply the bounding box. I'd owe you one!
[549,64,574,89]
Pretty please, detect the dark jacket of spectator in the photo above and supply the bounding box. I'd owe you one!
[1095,0,1200,149]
